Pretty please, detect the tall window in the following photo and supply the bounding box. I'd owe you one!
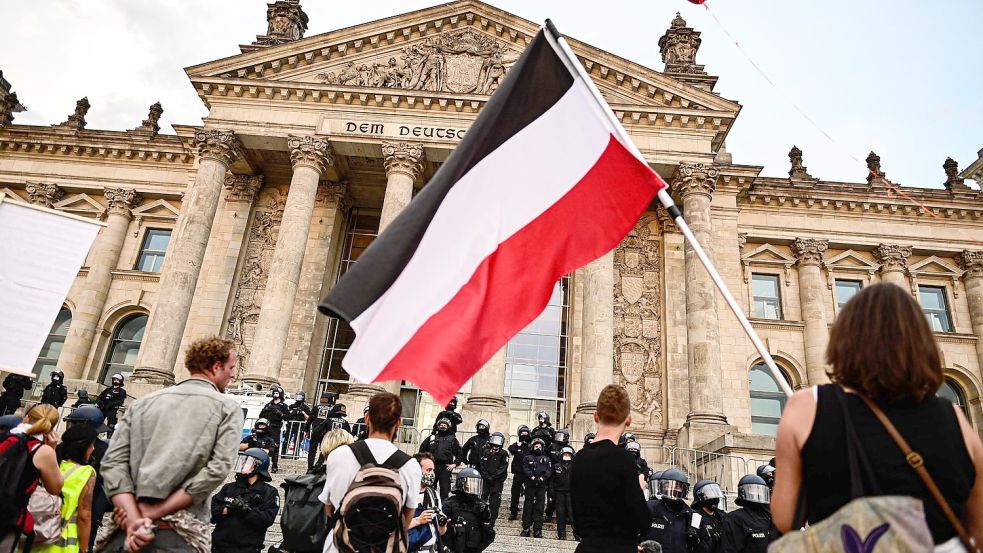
[136,229,171,273]
[937,378,968,417]
[751,273,782,320]
[834,279,862,310]
[32,307,72,388]
[100,313,147,385]
[919,285,953,332]
[749,363,790,436]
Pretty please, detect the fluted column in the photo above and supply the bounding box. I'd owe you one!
[572,250,615,438]
[677,163,727,426]
[58,188,141,379]
[132,129,242,387]
[958,250,983,372]
[792,238,830,385]
[462,347,510,435]
[242,136,333,388]
[346,142,425,399]
[875,244,912,289]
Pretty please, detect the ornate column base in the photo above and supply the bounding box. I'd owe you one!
[571,402,598,441]
[240,374,279,391]
[336,382,392,415]
[126,368,177,399]
[461,395,509,437]
[677,417,735,451]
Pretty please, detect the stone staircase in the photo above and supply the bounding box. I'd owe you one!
[252,457,578,552]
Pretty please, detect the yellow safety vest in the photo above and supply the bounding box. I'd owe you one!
[33,460,95,553]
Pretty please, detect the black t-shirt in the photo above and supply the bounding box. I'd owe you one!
[570,439,651,553]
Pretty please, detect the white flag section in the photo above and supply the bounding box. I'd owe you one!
[0,197,101,376]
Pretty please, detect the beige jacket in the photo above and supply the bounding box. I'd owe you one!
[101,378,244,521]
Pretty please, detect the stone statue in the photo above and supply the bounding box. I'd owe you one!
[61,97,90,130]
[866,151,885,183]
[135,101,163,136]
[943,157,968,190]
[658,13,705,75]
[0,90,17,127]
[788,145,813,179]
[255,0,308,46]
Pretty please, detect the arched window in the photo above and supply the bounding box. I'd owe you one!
[100,313,148,386]
[937,377,969,417]
[749,363,791,437]
[32,307,72,384]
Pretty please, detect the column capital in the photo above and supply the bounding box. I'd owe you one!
[26,182,64,208]
[194,129,243,167]
[288,135,333,173]
[223,174,264,202]
[874,243,912,274]
[791,238,828,267]
[317,180,352,211]
[655,206,678,234]
[382,141,425,180]
[957,250,983,280]
[104,187,142,217]
[672,162,719,200]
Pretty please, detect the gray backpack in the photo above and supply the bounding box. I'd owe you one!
[334,441,412,553]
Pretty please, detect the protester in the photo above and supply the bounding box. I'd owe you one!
[719,474,778,553]
[258,388,288,473]
[319,392,422,553]
[95,374,126,436]
[99,336,243,552]
[570,384,651,553]
[0,414,21,434]
[210,447,279,553]
[419,417,461,500]
[61,405,112,552]
[434,397,463,435]
[519,437,551,538]
[442,468,494,553]
[645,469,696,553]
[40,371,69,408]
[35,424,98,553]
[689,479,726,553]
[551,445,575,540]
[460,419,491,468]
[506,425,532,521]
[772,283,983,546]
[308,428,356,476]
[408,452,449,552]
[0,373,32,415]
[0,404,63,551]
[476,432,508,525]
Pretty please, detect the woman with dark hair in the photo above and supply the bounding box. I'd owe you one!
[772,283,983,548]
[36,425,97,553]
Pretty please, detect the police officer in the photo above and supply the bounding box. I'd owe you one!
[72,388,92,408]
[96,373,126,435]
[258,387,289,472]
[545,428,571,521]
[519,437,551,538]
[352,404,370,440]
[756,462,776,490]
[507,425,531,521]
[650,470,664,500]
[551,445,575,540]
[719,474,779,553]
[435,396,464,435]
[420,417,462,500]
[476,432,508,525]
[645,469,697,553]
[0,373,32,415]
[282,390,311,456]
[583,432,595,446]
[241,418,278,459]
[40,371,68,408]
[690,479,727,553]
[619,431,637,448]
[211,448,279,553]
[442,468,495,553]
[626,441,652,479]
[62,405,112,551]
[308,403,350,473]
[530,411,554,448]
[461,419,491,468]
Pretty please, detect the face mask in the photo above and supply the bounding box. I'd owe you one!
[562,455,572,462]
[421,472,436,488]
[519,434,530,442]
[533,447,542,454]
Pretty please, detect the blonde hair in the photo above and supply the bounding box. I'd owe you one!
[320,428,355,460]
[25,404,59,436]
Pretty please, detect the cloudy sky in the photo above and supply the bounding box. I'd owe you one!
[2,0,980,188]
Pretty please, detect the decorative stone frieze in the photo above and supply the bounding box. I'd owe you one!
[26,182,64,208]
[673,162,718,199]
[60,97,90,131]
[194,129,243,167]
[287,135,333,173]
[223,174,264,202]
[874,244,912,273]
[104,187,142,217]
[254,0,308,46]
[382,142,425,180]
[958,250,983,280]
[791,238,828,267]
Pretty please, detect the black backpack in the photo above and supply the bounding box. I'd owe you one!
[0,434,40,545]
[279,473,329,553]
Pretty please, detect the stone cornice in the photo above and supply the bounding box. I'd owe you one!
[0,125,194,164]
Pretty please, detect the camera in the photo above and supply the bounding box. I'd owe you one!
[434,511,448,526]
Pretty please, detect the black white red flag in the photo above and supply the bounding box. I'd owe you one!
[319,28,667,405]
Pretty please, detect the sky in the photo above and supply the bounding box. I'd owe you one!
[2,0,981,188]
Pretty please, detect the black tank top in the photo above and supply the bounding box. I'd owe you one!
[801,384,975,544]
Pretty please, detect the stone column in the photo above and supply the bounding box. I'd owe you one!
[572,250,615,439]
[958,250,983,373]
[874,244,911,289]
[676,163,728,440]
[345,142,425,399]
[131,129,242,389]
[462,347,510,435]
[58,188,142,379]
[792,238,830,386]
[242,136,333,388]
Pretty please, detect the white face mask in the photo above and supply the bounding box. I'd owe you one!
[562,455,573,462]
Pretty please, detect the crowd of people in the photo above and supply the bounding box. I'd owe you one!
[1,283,981,553]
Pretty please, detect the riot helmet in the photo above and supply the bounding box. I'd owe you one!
[530,437,546,454]
[254,418,270,434]
[536,411,550,426]
[554,429,569,445]
[561,446,574,462]
[517,425,531,442]
[476,419,490,436]
[655,468,690,501]
[619,431,636,448]
[64,405,110,433]
[488,432,506,450]
[235,448,272,481]
[111,373,124,387]
[295,391,306,402]
[692,479,728,511]
[446,397,458,411]
[756,463,776,490]
[51,371,64,383]
[736,474,771,506]
[649,471,664,498]
[436,417,451,434]
[76,389,89,400]
[455,467,483,496]
[626,441,641,457]
[333,404,349,418]
[584,432,595,445]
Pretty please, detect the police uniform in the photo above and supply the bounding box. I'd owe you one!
[96,382,126,432]
[550,455,574,539]
[476,444,508,524]
[282,397,311,456]
[434,409,463,435]
[210,475,279,552]
[520,443,551,537]
[40,372,68,408]
[506,431,530,519]
[461,429,490,468]
[443,490,494,553]
[421,425,462,500]
[719,505,779,553]
[258,398,289,472]
[308,405,351,473]
[530,424,554,448]
[241,428,277,457]
[691,508,725,553]
[645,498,696,553]
[0,374,32,415]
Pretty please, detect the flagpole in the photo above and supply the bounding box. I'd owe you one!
[544,20,794,398]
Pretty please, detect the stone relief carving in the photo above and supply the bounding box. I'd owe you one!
[943,157,969,190]
[133,102,163,136]
[227,188,287,378]
[318,28,519,94]
[104,187,142,216]
[866,151,885,183]
[613,214,663,427]
[957,250,983,279]
[658,13,704,75]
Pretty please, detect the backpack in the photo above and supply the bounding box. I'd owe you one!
[0,435,41,538]
[28,464,80,545]
[280,473,329,553]
[334,441,412,553]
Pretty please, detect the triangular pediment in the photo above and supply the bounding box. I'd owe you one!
[186,0,740,116]
[825,250,878,271]
[909,256,960,276]
[0,187,26,203]
[53,193,105,219]
[742,244,795,265]
[132,199,180,221]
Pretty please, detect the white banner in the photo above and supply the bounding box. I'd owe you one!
[0,197,101,376]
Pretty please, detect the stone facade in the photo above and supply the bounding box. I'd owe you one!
[2,1,981,456]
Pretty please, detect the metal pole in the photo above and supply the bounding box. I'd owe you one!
[543,20,794,398]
